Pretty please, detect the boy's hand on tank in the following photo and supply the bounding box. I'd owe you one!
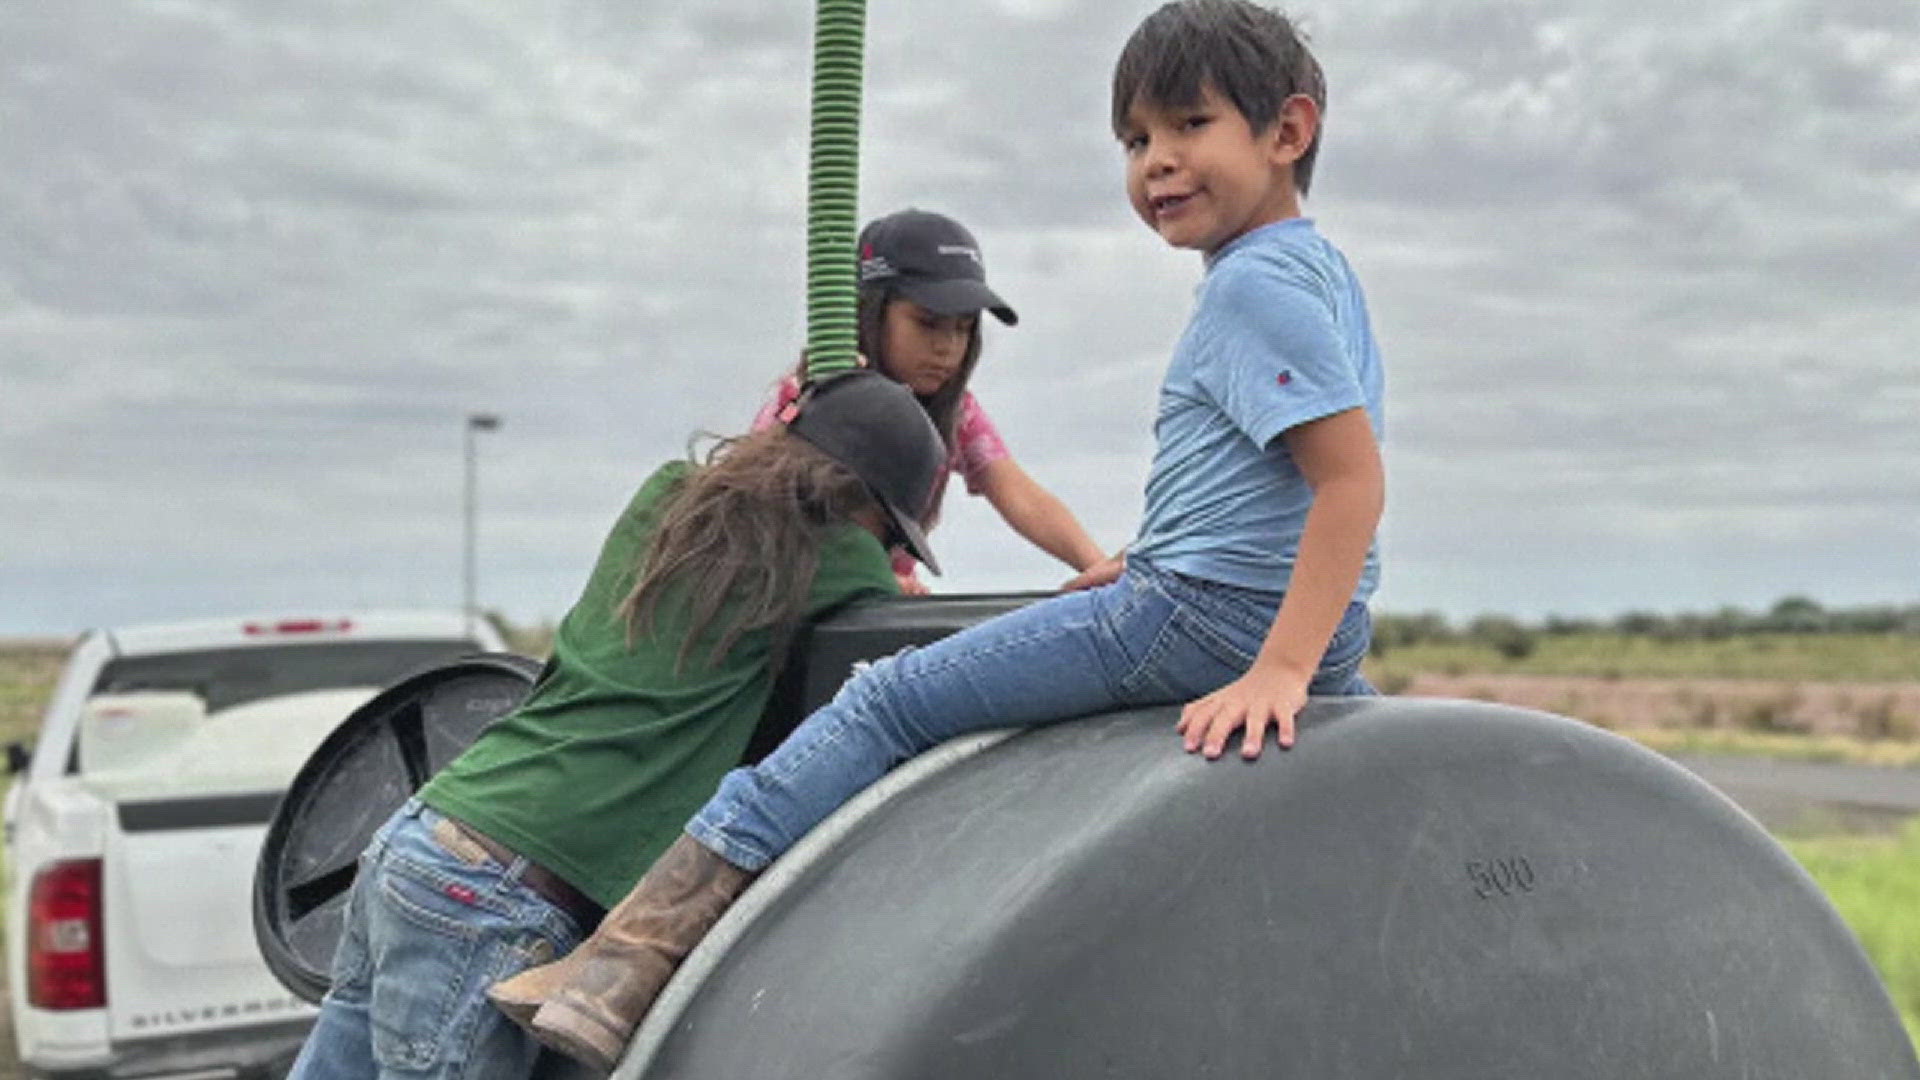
[1177,662,1311,759]
[1060,552,1126,592]
[895,572,931,595]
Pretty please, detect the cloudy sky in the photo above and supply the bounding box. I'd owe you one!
[3,0,1916,636]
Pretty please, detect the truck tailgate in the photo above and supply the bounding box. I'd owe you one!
[77,690,368,1044]
[106,813,313,1040]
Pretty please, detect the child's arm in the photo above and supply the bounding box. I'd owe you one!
[1176,406,1383,760]
[976,458,1107,573]
[1061,550,1126,591]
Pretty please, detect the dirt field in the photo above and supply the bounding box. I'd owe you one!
[1404,672,1920,743]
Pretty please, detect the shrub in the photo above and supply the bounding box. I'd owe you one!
[1854,696,1918,742]
[1373,670,1414,696]
[1467,615,1536,661]
[1738,688,1807,734]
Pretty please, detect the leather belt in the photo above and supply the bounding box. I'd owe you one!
[439,815,606,929]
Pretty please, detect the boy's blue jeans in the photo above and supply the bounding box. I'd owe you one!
[688,558,1375,871]
[286,799,588,1080]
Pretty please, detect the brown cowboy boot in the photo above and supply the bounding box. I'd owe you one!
[486,945,583,1028]
[487,835,754,1072]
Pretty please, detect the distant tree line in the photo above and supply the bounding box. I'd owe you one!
[1373,597,1920,660]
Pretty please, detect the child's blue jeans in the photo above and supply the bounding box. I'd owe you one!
[286,799,587,1080]
[687,557,1375,871]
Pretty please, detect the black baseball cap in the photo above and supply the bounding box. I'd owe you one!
[857,209,1018,326]
[787,370,945,575]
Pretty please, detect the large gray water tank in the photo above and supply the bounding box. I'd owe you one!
[251,596,1917,1077]
[620,697,1918,1079]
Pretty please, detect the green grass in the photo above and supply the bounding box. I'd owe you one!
[0,641,65,748]
[1374,632,1920,682]
[1787,819,1920,1046]
[1627,728,1920,768]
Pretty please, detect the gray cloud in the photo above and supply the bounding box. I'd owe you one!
[3,0,1916,633]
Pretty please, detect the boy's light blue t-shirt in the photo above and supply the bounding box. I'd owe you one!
[1130,217,1384,600]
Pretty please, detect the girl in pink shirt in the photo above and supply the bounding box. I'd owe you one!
[753,209,1104,592]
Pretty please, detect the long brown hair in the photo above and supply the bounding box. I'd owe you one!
[620,428,879,671]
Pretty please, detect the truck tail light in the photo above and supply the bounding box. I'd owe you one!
[27,859,106,1010]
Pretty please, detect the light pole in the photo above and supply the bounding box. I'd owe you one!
[464,412,501,639]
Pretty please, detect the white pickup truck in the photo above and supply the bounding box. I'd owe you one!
[4,613,508,1080]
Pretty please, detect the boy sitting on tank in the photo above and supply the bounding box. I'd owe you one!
[491,1,1389,1070]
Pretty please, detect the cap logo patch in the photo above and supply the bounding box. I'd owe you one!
[1275,369,1293,386]
[937,244,981,265]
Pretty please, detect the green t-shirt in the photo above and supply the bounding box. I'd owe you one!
[421,460,897,908]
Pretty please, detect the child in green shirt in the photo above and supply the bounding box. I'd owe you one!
[284,373,946,1080]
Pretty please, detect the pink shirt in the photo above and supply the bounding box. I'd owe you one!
[752,374,1010,581]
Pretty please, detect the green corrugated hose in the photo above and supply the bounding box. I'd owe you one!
[803,0,865,379]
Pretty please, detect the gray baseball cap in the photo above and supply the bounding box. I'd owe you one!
[857,209,1018,326]
[787,369,945,575]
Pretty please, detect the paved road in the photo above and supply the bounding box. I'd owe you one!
[1669,753,1920,833]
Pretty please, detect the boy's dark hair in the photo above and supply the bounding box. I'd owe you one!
[1111,0,1327,195]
